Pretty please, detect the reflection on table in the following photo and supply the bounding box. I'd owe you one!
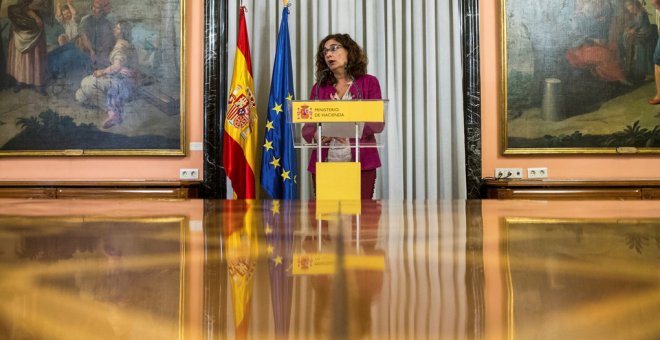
[0,199,658,339]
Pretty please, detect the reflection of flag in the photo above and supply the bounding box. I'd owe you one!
[263,200,294,338]
[224,6,258,199]
[260,7,297,199]
[224,200,258,339]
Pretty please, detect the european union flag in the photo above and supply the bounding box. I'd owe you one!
[261,7,297,199]
[263,200,293,338]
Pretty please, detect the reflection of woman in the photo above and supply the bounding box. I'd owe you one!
[6,0,48,95]
[76,21,138,129]
[302,34,384,199]
[303,200,384,338]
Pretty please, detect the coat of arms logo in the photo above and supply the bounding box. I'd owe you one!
[227,85,257,134]
[297,105,313,120]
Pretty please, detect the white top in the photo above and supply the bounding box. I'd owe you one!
[327,81,354,162]
[56,14,79,40]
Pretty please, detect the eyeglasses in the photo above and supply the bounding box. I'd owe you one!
[322,44,344,56]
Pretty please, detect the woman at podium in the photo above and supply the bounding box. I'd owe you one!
[302,34,384,199]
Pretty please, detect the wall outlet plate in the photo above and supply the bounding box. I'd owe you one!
[527,167,548,179]
[179,168,199,180]
[190,142,203,151]
[495,168,523,179]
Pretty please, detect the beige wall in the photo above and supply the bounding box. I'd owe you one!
[0,1,204,181]
[481,1,660,179]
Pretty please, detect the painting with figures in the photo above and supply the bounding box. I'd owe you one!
[0,0,184,156]
[503,0,660,154]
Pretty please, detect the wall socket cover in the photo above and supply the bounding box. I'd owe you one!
[179,168,199,180]
[190,142,203,151]
[495,168,523,179]
[527,167,548,179]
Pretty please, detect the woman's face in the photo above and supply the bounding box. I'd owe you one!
[113,24,122,39]
[323,39,348,73]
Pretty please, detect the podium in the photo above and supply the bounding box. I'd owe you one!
[290,99,387,201]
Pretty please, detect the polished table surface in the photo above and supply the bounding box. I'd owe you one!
[0,199,658,339]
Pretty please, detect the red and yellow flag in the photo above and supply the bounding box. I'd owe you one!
[223,6,258,199]
[224,200,259,339]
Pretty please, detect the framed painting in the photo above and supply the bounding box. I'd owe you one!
[0,214,191,338]
[502,0,660,154]
[501,217,660,338]
[0,0,185,156]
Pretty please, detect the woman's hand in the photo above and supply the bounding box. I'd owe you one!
[311,136,334,144]
[118,67,135,77]
[28,10,43,29]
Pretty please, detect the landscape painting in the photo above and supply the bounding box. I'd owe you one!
[0,0,184,156]
[503,0,660,154]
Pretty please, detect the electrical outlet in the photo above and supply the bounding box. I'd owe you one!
[179,168,199,180]
[190,142,203,151]
[527,167,548,179]
[495,168,523,179]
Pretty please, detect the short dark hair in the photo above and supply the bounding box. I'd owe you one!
[315,33,368,86]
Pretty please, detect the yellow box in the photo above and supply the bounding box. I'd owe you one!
[316,162,361,201]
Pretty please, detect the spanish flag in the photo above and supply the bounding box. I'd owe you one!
[223,6,257,199]
[224,200,259,339]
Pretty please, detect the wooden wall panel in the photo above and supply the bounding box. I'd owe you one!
[0,182,200,199]
[484,180,660,200]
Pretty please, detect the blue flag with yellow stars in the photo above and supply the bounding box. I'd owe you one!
[261,6,297,199]
[263,200,294,338]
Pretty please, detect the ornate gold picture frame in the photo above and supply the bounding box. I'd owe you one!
[0,0,185,156]
[501,0,660,154]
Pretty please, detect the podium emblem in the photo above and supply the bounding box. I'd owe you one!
[297,105,313,120]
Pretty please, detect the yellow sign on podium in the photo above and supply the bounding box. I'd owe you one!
[292,100,384,123]
[292,253,386,275]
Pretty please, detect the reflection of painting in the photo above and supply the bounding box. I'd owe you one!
[0,216,187,337]
[503,0,660,154]
[0,0,184,156]
[503,218,660,338]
